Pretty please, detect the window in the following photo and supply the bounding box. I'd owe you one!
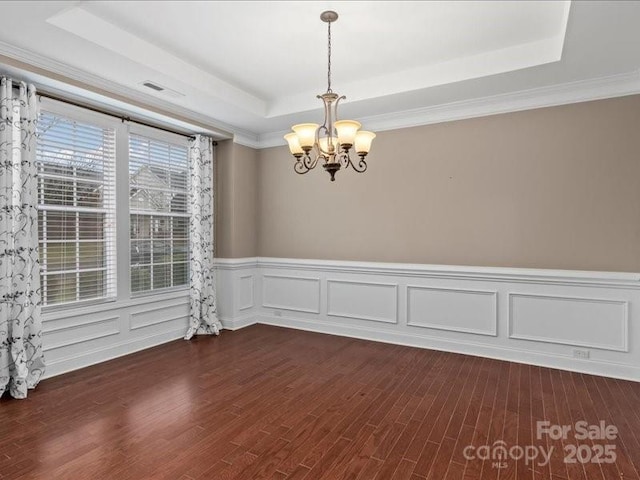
[36,111,116,306]
[35,101,192,309]
[129,133,189,293]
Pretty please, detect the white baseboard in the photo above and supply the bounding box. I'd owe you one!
[258,314,640,383]
[219,314,258,331]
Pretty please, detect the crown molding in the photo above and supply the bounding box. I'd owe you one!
[0,40,269,148]
[2,39,639,152]
[0,40,246,139]
[256,70,640,149]
[232,131,261,149]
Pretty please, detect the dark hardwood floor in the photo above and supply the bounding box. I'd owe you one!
[2,324,639,480]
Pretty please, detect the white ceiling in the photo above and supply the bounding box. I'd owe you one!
[0,1,639,147]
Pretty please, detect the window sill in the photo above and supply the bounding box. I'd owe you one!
[131,286,190,300]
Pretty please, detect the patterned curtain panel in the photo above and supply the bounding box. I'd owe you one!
[184,135,221,340]
[0,77,45,399]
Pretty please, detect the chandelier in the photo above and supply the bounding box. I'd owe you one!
[284,10,376,182]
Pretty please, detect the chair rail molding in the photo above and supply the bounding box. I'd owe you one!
[215,257,640,382]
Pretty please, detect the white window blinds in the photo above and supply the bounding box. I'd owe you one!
[36,111,117,306]
[129,133,189,293]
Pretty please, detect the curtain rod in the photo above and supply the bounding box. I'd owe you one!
[33,89,217,145]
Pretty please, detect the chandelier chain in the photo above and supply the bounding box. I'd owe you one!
[327,20,332,93]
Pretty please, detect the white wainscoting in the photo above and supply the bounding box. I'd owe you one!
[327,279,398,324]
[508,293,629,352]
[238,275,255,312]
[407,286,497,336]
[215,257,640,382]
[216,258,261,331]
[262,274,321,314]
[42,290,190,378]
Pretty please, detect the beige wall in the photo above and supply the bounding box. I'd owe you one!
[216,140,259,258]
[10,52,639,271]
[256,96,640,272]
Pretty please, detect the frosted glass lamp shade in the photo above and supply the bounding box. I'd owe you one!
[284,133,304,155]
[355,131,376,155]
[318,136,338,154]
[292,123,319,149]
[334,120,361,147]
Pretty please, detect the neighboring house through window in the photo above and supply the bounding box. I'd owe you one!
[129,133,189,293]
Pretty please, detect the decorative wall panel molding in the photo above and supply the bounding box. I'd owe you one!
[508,293,629,352]
[45,328,187,379]
[129,299,190,330]
[43,313,120,335]
[327,279,398,324]
[42,293,190,378]
[262,274,321,314]
[130,315,189,332]
[239,275,255,311]
[43,316,120,351]
[407,286,497,336]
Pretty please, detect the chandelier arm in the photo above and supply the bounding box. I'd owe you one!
[302,152,313,170]
[349,155,368,173]
[334,95,346,115]
[310,153,322,170]
[317,96,328,130]
[294,157,311,174]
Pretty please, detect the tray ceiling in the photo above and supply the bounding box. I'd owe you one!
[0,1,639,146]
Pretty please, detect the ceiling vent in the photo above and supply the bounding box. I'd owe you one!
[142,81,164,91]
[140,81,185,98]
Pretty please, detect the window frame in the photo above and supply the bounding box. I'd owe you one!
[127,123,191,298]
[37,100,119,311]
[38,98,191,312]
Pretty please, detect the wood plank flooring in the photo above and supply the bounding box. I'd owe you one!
[1,324,639,480]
